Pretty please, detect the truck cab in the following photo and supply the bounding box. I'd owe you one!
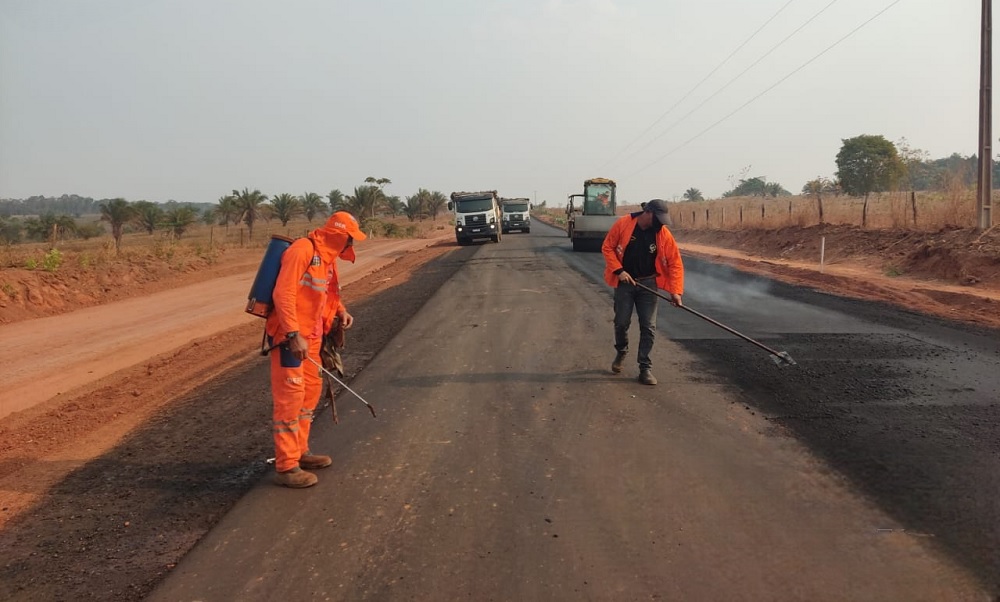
[448,191,503,245]
[500,198,531,234]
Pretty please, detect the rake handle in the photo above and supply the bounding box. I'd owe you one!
[632,281,787,359]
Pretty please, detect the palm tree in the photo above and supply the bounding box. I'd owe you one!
[405,189,430,221]
[231,188,268,240]
[363,176,392,218]
[132,200,164,234]
[100,198,135,252]
[345,185,383,223]
[427,191,448,220]
[300,192,326,222]
[327,189,346,212]
[384,195,404,217]
[163,206,198,238]
[682,188,704,202]
[216,195,240,230]
[269,193,302,227]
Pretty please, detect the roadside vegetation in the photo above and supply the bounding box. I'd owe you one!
[0,177,453,274]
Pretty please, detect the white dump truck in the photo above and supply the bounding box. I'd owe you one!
[448,190,502,245]
[500,197,531,234]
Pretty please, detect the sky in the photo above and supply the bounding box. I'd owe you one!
[0,0,989,206]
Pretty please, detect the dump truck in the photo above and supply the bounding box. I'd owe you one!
[500,197,531,234]
[566,177,617,251]
[448,190,502,245]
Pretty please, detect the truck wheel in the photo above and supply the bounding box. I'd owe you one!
[572,238,583,252]
[524,228,530,234]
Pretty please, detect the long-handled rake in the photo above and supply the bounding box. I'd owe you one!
[633,280,797,366]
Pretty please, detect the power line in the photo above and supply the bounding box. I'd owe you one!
[599,0,797,172]
[627,0,905,179]
[616,0,842,172]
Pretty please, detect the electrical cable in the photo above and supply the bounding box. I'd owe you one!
[615,0,842,172]
[627,0,905,178]
[599,0,797,171]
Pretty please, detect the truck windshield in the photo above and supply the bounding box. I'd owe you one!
[454,198,495,213]
[504,203,528,212]
[584,184,615,216]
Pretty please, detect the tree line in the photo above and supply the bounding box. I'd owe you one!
[679,136,1000,210]
[1,177,451,249]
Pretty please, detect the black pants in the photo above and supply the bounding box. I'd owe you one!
[613,277,658,370]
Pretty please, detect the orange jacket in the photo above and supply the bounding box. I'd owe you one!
[602,213,684,295]
[265,227,349,342]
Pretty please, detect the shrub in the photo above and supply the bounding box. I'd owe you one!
[42,248,63,272]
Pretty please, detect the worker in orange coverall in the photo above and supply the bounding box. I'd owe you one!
[265,211,366,488]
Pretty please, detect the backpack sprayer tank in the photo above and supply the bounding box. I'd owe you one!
[246,234,295,317]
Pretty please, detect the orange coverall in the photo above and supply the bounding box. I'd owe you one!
[264,215,363,473]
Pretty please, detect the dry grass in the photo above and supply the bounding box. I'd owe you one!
[0,214,450,271]
[671,190,984,231]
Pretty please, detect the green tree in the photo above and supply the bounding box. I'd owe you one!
[723,176,767,197]
[132,200,164,235]
[384,195,404,217]
[427,191,448,220]
[231,188,268,240]
[163,206,198,238]
[346,185,384,224]
[327,189,346,212]
[0,216,23,244]
[269,193,302,227]
[100,198,135,252]
[835,134,904,227]
[802,176,836,224]
[216,195,240,230]
[363,176,392,218]
[405,189,431,221]
[300,192,326,222]
[682,188,704,201]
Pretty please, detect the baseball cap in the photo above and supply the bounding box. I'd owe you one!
[644,199,673,227]
[324,211,367,241]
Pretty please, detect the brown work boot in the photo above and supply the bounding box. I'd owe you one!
[611,350,627,374]
[274,466,318,488]
[638,369,657,386]
[299,454,332,470]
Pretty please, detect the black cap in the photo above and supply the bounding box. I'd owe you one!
[644,199,673,226]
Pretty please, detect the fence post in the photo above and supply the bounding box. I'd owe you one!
[739,205,743,225]
[910,191,918,225]
[722,207,726,227]
[820,236,826,273]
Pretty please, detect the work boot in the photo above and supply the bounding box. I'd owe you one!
[299,454,332,470]
[274,466,318,488]
[611,350,627,374]
[638,369,657,386]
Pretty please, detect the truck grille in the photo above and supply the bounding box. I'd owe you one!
[467,215,485,225]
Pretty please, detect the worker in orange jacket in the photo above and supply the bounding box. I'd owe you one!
[265,211,366,488]
[601,199,684,385]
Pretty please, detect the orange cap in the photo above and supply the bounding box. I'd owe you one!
[324,211,367,241]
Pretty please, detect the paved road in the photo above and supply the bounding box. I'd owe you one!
[149,222,996,601]
[0,235,449,419]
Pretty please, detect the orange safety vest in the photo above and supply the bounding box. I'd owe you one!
[265,230,347,341]
[602,213,684,295]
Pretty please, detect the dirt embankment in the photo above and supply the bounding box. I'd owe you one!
[0,247,264,325]
[674,224,1000,289]
[670,224,1000,330]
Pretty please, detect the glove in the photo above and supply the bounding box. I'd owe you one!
[320,317,346,377]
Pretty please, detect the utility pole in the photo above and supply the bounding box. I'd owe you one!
[976,0,994,230]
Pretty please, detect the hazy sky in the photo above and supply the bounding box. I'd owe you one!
[0,0,989,205]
